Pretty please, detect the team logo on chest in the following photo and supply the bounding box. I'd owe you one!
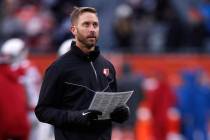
[103,68,110,77]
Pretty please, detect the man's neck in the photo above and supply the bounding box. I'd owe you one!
[76,42,95,54]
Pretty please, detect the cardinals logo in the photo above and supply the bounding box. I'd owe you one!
[103,68,109,77]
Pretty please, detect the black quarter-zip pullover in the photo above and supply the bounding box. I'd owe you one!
[35,44,117,140]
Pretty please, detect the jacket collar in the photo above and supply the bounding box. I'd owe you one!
[70,42,100,62]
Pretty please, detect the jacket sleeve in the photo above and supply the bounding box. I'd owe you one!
[35,64,79,127]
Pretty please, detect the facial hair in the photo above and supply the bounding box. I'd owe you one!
[76,28,98,49]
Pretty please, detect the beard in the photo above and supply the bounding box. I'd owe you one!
[77,29,98,49]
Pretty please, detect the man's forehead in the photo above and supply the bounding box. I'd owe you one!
[78,12,99,22]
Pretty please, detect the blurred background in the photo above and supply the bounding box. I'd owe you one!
[0,0,210,140]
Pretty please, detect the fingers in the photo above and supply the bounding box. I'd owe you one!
[89,110,102,115]
[114,105,129,112]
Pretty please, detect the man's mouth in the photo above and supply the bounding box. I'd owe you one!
[87,36,96,39]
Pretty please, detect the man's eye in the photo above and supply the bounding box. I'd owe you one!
[93,23,98,28]
[83,23,89,27]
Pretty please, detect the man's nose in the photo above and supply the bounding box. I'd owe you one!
[89,24,97,32]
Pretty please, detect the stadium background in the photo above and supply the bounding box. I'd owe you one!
[0,0,210,140]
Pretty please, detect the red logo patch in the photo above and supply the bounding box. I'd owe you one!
[103,68,109,77]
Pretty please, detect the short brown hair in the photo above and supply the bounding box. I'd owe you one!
[70,7,97,25]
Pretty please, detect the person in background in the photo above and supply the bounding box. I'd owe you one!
[113,4,135,53]
[1,38,53,140]
[112,63,143,140]
[0,53,30,140]
[35,6,130,140]
[57,38,75,57]
[176,69,209,140]
[136,72,181,140]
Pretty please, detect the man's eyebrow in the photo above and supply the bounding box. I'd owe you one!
[82,21,98,24]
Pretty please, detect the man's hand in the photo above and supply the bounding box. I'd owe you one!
[110,105,130,123]
[82,110,102,121]
[69,110,102,126]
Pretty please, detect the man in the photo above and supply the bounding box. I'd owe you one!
[35,7,129,140]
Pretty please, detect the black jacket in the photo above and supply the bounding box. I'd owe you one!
[35,44,117,140]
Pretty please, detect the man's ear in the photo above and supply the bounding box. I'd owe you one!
[70,26,77,36]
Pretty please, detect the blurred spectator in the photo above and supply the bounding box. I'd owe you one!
[117,63,143,128]
[49,0,81,23]
[126,0,157,18]
[167,0,206,52]
[125,0,168,53]
[113,4,135,52]
[1,0,24,39]
[1,38,54,140]
[176,69,209,140]
[52,2,76,48]
[153,0,187,52]
[1,1,56,53]
[199,0,210,35]
[198,0,210,52]
[0,54,30,140]
[199,71,210,123]
[112,63,143,140]
[16,4,56,53]
[57,38,75,57]
[1,0,210,54]
[136,72,181,140]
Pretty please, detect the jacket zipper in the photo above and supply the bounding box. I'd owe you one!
[90,61,98,82]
